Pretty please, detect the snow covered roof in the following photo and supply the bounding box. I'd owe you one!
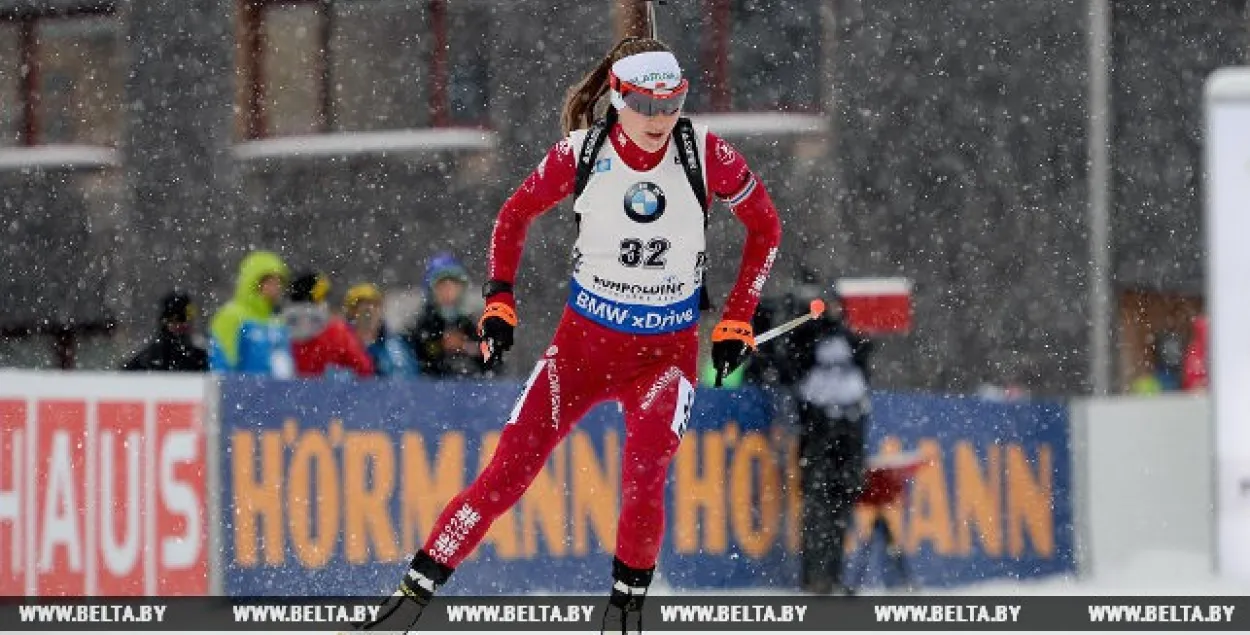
[686,112,828,137]
[232,128,500,162]
[0,145,119,171]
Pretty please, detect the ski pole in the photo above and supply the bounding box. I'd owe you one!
[755,298,826,345]
[646,0,666,39]
[713,299,825,387]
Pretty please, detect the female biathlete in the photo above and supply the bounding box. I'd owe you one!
[361,36,782,634]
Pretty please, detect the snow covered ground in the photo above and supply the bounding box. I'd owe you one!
[944,550,1246,597]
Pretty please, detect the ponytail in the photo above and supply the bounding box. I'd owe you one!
[560,37,672,135]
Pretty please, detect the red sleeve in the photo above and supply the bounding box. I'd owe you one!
[486,138,578,306]
[329,319,375,377]
[704,132,782,324]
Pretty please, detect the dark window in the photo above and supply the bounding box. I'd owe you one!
[261,2,325,136]
[0,8,121,147]
[0,23,21,145]
[238,0,489,139]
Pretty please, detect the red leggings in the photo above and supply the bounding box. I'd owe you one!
[422,307,698,571]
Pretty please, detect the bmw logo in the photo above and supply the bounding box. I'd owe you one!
[623,182,666,223]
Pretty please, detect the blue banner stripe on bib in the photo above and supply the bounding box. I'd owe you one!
[568,278,701,335]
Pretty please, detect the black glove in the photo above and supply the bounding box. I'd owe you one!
[478,301,516,369]
[711,320,755,387]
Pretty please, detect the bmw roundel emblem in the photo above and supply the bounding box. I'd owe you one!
[623,182,666,223]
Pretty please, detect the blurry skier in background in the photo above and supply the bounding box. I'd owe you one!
[781,284,873,595]
[360,36,781,634]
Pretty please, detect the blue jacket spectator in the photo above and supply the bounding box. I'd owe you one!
[208,251,295,377]
[345,283,418,378]
[404,253,488,377]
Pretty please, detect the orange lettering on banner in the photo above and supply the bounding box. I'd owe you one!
[571,431,619,556]
[287,426,339,568]
[955,442,1002,556]
[401,432,465,555]
[344,431,398,564]
[674,429,727,554]
[476,432,519,559]
[730,432,780,558]
[785,435,802,554]
[232,429,285,566]
[907,438,954,555]
[1007,444,1054,557]
[522,445,567,557]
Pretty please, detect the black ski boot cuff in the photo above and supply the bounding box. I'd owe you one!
[609,558,655,609]
[401,550,455,602]
[612,558,654,588]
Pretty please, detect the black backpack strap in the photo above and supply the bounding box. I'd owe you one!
[672,118,715,311]
[672,117,708,216]
[574,110,618,199]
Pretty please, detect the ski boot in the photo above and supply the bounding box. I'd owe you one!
[600,558,653,635]
[353,550,452,633]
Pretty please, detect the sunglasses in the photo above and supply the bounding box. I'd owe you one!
[610,71,688,116]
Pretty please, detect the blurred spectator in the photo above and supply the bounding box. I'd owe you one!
[1154,330,1185,391]
[405,253,487,377]
[284,272,374,378]
[779,286,873,595]
[976,382,1031,402]
[1183,314,1208,391]
[1131,330,1185,394]
[345,282,418,378]
[121,290,208,372]
[208,250,295,377]
[1130,371,1163,395]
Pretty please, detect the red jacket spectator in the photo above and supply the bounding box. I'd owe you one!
[1183,314,1208,391]
[283,272,375,378]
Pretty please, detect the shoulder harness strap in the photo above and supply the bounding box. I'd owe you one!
[574,111,617,199]
[672,117,708,218]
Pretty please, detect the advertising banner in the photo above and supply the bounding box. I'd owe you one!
[219,377,1072,595]
[0,371,209,595]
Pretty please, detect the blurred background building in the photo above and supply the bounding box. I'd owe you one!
[0,0,1244,395]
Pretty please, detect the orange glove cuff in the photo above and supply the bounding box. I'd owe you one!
[479,302,518,331]
[711,320,756,348]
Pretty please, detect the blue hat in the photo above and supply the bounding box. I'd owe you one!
[424,252,469,289]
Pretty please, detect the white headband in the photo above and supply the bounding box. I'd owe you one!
[609,51,684,111]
